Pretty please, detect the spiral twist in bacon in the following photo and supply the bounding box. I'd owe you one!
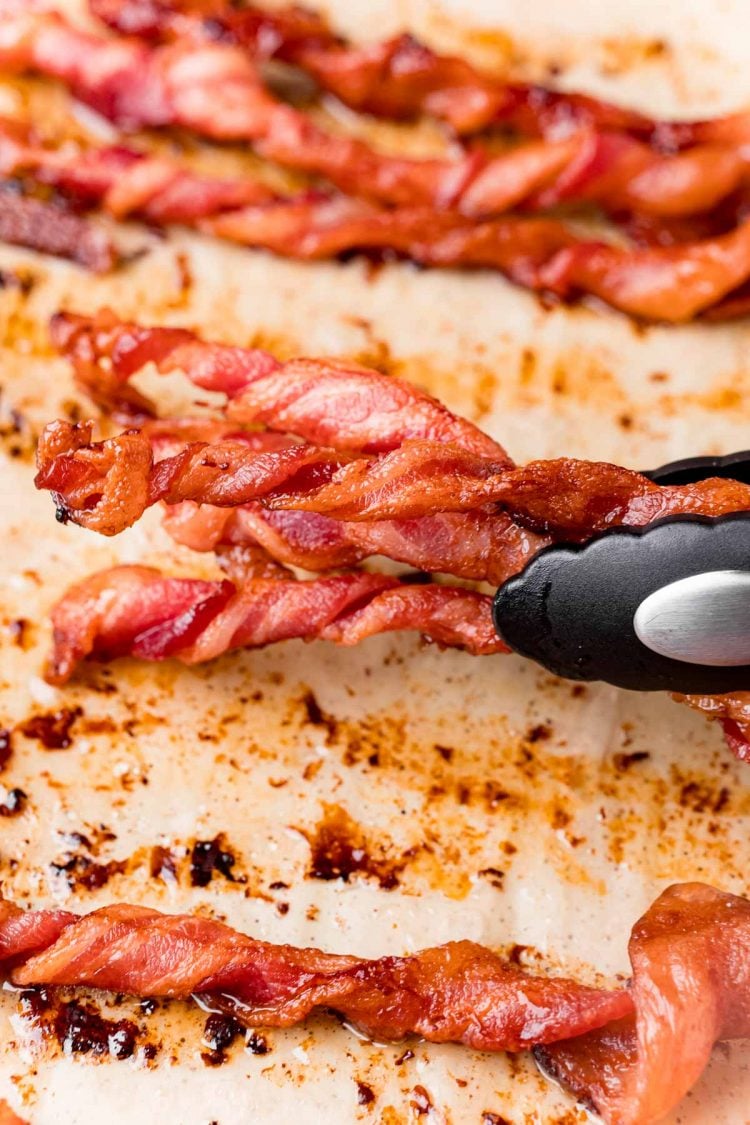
[89,0,750,153]
[2,5,749,229]
[45,563,506,683]
[5,119,750,320]
[0,883,749,1123]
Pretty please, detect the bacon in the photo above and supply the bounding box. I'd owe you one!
[45,564,506,682]
[0,185,115,271]
[2,8,748,230]
[7,122,750,320]
[163,501,547,586]
[81,0,701,143]
[536,883,750,1124]
[674,694,750,763]
[1,883,749,1123]
[1,895,629,1053]
[50,310,507,457]
[0,119,273,222]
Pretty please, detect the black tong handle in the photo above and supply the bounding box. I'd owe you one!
[493,451,750,693]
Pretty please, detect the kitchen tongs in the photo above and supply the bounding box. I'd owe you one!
[493,451,750,692]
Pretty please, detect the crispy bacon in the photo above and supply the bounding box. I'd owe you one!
[88,0,742,150]
[2,8,749,229]
[0,185,115,271]
[6,121,750,319]
[36,421,750,539]
[1,894,629,1052]
[0,119,273,222]
[536,883,750,1124]
[50,310,507,457]
[45,564,506,682]
[163,501,547,586]
[1,882,749,1123]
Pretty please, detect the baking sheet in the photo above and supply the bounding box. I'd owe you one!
[0,1,749,1121]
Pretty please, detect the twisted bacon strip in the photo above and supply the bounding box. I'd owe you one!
[45,563,506,683]
[2,6,748,228]
[0,185,115,270]
[6,120,750,320]
[89,0,750,150]
[49,310,507,457]
[3,883,750,1124]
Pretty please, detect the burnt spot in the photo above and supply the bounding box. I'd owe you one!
[201,1013,242,1066]
[482,1114,512,1125]
[613,750,650,771]
[356,1081,375,1105]
[18,991,144,1061]
[189,834,245,887]
[49,853,127,892]
[245,1031,269,1055]
[150,845,178,884]
[0,787,26,817]
[8,618,29,648]
[303,804,405,890]
[300,689,337,742]
[0,730,12,770]
[18,707,82,749]
[410,1086,433,1116]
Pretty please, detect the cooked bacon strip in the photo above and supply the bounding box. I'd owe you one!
[2,9,747,227]
[163,501,546,586]
[50,310,507,457]
[0,118,273,222]
[1,895,629,1053]
[37,421,750,539]
[3,883,750,1123]
[86,0,729,148]
[7,122,750,318]
[45,564,506,682]
[536,883,750,1124]
[0,185,115,271]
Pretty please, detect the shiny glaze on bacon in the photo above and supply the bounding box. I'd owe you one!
[2,7,749,230]
[45,564,506,683]
[2,882,750,1124]
[0,185,115,271]
[89,0,750,152]
[535,882,750,1124]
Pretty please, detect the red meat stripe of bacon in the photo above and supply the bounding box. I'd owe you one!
[3,883,750,1124]
[0,188,115,271]
[45,564,506,683]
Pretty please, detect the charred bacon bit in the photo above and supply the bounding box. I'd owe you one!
[2,7,749,229]
[0,188,115,272]
[5,898,630,1051]
[535,883,750,1124]
[44,565,506,683]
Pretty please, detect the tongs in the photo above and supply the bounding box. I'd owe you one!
[493,451,750,693]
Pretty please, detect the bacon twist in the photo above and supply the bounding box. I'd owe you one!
[45,563,506,683]
[88,0,750,151]
[2,6,749,230]
[1,883,750,1124]
[6,121,750,320]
